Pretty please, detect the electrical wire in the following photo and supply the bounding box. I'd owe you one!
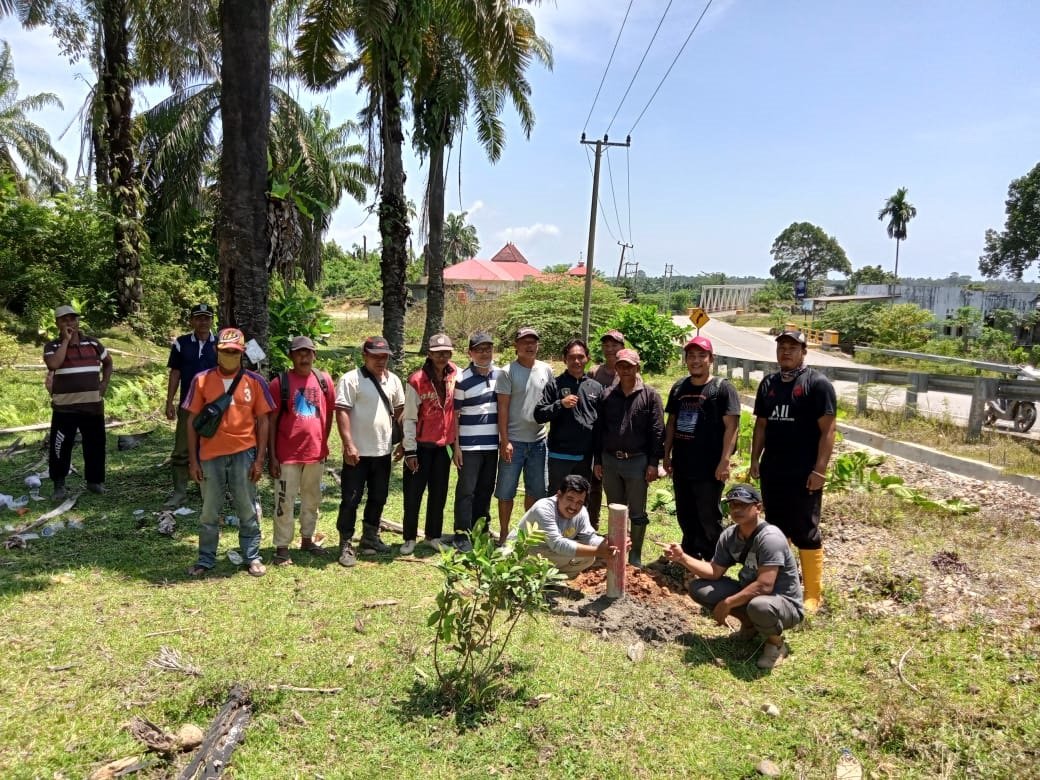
[605,148,627,244]
[606,0,675,135]
[584,145,619,244]
[626,146,633,252]
[628,0,714,135]
[582,0,634,135]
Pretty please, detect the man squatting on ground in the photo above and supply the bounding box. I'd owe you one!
[452,332,501,547]
[663,336,740,560]
[44,304,113,501]
[334,336,405,567]
[534,338,602,496]
[400,334,458,554]
[267,336,336,566]
[495,327,555,541]
[585,329,626,528]
[593,348,664,568]
[665,483,804,670]
[750,330,837,612]
[184,327,274,577]
[509,475,629,577]
[163,303,216,508]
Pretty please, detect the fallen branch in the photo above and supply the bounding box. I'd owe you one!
[143,628,190,638]
[47,664,76,672]
[362,599,400,609]
[0,437,25,460]
[0,417,151,435]
[897,646,923,695]
[147,645,201,677]
[177,685,251,780]
[266,684,343,694]
[4,492,82,539]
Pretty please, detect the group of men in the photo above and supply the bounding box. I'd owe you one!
[45,302,836,668]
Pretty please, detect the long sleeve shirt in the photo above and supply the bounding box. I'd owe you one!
[510,496,604,558]
[595,378,665,466]
[533,372,603,458]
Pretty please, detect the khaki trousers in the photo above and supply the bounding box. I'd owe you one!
[273,462,323,546]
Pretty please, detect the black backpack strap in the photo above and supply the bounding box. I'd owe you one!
[737,524,764,565]
[279,371,289,411]
[311,367,329,394]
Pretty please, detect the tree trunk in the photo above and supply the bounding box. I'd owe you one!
[893,238,901,281]
[378,61,411,364]
[100,0,143,318]
[421,141,447,354]
[218,0,271,351]
[266,196,303,286]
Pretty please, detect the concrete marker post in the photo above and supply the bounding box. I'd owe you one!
[606,503,628,599]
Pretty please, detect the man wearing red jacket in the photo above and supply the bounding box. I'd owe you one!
[400,334,458,553]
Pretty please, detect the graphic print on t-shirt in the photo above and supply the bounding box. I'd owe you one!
[293,387,319,418]
[675,392,704,439]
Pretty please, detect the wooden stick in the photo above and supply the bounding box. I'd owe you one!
[5,492,82,537]
[0,417,150,435]
[266,685,343,694]
[144,628,190,638]
[897,646,923,695]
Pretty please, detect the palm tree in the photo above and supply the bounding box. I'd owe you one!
[0,42,66,193]
[443,211,479,265]
[878,187,917,281]
[413,4,550,348]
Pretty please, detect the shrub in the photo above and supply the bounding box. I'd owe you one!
[815,302,883,346]
[0,332,18,369]
[135,261,215,344]
[873,303,934,350]
[600,304,689,373]
[320,241,382,300]
[268,281,334,372]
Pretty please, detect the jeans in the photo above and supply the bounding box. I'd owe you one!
[196,448,261,569]
[454,449,498,537]
[600,452,649,526]
[673,475,724,559]
[689,577,804,637]
[49,410,106,485]
[403,445,451,541]
[273,461,323,547]
[336,454,391,542]
[494,438,547,501]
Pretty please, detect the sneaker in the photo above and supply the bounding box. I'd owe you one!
[399,539,417,555]
[86,482,107,494]
[453,536,473,554]
[338,542,357,568]
[51,485,67,503]
[359,533,391,555]
[426,537,448,552]
[756,641,790,670]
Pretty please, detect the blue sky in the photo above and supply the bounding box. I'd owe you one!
[3,1,1040,280]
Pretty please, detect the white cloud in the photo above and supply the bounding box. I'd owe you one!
[496,223,561,242]
[466,199,484,215]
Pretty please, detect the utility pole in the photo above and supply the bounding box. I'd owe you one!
[580,133,631,341]
[663,263,674,313]
[623,260,640,296]
[614,241,634,281]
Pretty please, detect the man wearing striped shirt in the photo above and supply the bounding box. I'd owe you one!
[43,305,113,501]
[452,332,501,543]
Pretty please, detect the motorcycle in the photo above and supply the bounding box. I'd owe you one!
[984,365,1039,433]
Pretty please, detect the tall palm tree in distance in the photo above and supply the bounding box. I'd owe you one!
[443,211,480,266]
[0,42,66,193]
[878,186,917,281]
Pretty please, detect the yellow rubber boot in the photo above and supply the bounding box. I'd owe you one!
[800,548,824,613]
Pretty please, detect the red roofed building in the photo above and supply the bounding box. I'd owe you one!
[444,242,543,298]
[567,260,587,277]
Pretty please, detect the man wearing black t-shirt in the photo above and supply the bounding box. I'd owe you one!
[663,336,740,560]
[750,330,837,612]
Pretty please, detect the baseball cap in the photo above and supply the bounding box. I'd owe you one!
[216,327,247,352]
[362,336,392,355]
[601,329,625,344]
[615,348,641,366]
[684,336,714,354]
[428,333,453,352]
[515,326,539,341]
[469,331,494,349]
[722,484,762,504]
[190,303,214,318]
[54,305,78,318]
[775,330,807,346]
[289,335,316,352]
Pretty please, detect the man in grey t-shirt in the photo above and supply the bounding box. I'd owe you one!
[665,483,804,670]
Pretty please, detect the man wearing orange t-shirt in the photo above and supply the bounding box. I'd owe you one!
[184,327,275,577]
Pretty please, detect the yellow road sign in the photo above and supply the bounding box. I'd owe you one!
[688,307,710,329]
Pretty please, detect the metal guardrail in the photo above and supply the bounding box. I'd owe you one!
[853,346,1023,375]
[714,353,1040,440]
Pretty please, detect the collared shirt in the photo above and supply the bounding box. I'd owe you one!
[45,335,108,415]
[454,364,501,451]
[596,378,665,465]
[167,332,217,401]
[334,367,405,457]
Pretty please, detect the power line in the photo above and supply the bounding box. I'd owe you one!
[584,145,619,243]
[606,0,675,134]
[628,0,715,135]
[626,146,633,251]
[605,148,627,244]
[582,0,634,135]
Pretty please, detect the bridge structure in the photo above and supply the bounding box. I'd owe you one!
[699,284,763,313]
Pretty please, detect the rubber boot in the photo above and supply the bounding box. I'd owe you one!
[800,547,824,613]
[628,523,647,568]
[164,466,190,509]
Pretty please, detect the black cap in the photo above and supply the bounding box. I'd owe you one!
[775,330,807,346]
[723,484,762,504]
[191,303,214,318]
[362,336,392,355]
[469,331,493,349]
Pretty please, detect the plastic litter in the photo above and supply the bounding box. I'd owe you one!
[67,519,84,530]
[133,509,145,516]
[40,521,65,537]
[25,475,41,489]
[224,515,239,527]
[173,507,195,516]
[836,749,862,780]
[226,549,244,565]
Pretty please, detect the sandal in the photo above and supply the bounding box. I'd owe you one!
[247,560,267,577]
[300,540,326,556]
[273,552,293,566]
[188,565,209,577]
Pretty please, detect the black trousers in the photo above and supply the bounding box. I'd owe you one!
[403,445,451,541]
[49,410,106,485]
[760,472,823,550]
[454,449,497,537]
[673,474,724,560]
[336,454,391,542]
[547,455,592,498]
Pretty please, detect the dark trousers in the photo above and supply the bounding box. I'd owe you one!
[454,449,497,537]
[673,475,724,560]
[588,470,604,530]
[548,455,592,499]
[760,472,823,550]
[403,445,451,541]
[49,410,105,485]
[336,454,392,542]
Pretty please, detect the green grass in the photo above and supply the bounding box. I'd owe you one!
[1,321,1039,778]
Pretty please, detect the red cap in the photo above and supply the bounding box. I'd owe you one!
[684,336,713,355]
[216,327,246,352]
[600,329,625,345]
[615,348,641,366]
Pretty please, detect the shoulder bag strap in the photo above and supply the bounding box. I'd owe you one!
[360,365,394,417]
[737,524,764,565]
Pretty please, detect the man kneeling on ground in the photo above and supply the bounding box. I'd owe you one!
[664,483,804,670]
[509,475,628,577]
